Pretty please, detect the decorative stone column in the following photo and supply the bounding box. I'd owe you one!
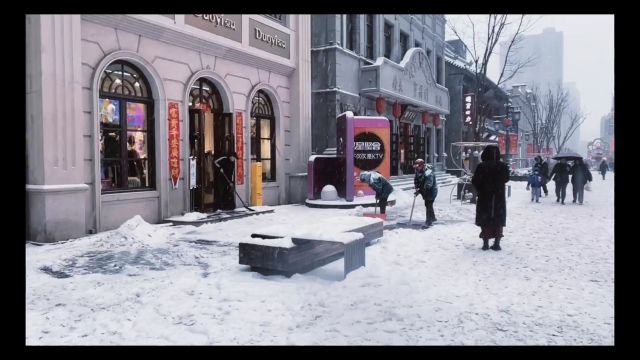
[288,15,312,203]
[26,15,88,242]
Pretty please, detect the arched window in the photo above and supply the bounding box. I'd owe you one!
[99,61,154,192]
[189,78,223,114]
[250,90,276,181]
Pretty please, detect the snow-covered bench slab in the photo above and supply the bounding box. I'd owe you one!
[239,217,383,279]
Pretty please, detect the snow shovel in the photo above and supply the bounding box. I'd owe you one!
[408,192,418,224]
[364,198,386,220]
[217,166,255,212]
[393,193,421,229]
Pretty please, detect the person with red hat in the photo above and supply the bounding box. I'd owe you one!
[413,158,438,228]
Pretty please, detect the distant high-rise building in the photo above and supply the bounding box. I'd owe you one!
[563,82,581,153]
[500,27,563,91]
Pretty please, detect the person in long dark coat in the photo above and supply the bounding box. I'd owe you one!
[599,159,609,180]
[471,145,510,251]
[571,158,593,204]
[549,159,571,204]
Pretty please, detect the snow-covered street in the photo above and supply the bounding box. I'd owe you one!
[26,172,614,345]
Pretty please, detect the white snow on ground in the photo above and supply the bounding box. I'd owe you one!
[26,172,614,345]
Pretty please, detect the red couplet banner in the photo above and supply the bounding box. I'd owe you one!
[235,112,244,185]
[168,102,180,189]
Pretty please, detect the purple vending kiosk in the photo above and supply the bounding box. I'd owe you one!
[338,111,391,202]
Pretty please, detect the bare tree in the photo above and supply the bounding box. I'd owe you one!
[518,84,584,155]
[517,85,544,153]
[553,110,586,153]
[447,15,539,142]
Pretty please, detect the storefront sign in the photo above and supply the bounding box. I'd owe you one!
[353,120,391,196]
[168,102,180,189]
[185,14,242,42]
[464,93,475,127]
[249,18,290,59]
[336,112,391,201]
[235,112,244,185]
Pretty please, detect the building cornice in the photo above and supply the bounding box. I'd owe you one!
[82,15,296,76]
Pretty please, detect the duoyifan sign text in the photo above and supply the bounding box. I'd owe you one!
[249,18,290,59]
[185,14,242,42]
[464,93,475,127]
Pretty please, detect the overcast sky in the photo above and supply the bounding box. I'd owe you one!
[445,15,614,144]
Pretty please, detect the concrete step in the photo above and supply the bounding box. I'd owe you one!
[389,172,459,192]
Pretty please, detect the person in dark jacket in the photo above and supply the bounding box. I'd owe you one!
[526,169,544,203]
[471,145,510,251]
[214,151,238,210]
[413,159,438,227]
[549,159,571,204]
[571,158,593,205]
[541,157,550,196]
[360,171,394,214]
[532,156,549,197]
[599,159,609,180]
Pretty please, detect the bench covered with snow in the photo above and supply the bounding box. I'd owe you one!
[239,216,383,279]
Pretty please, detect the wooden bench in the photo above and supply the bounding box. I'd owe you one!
[239,218,383,279]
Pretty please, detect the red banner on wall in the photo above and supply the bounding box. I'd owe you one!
[168,102,180,189]
[235,112,244,185]
[509,133,518,155]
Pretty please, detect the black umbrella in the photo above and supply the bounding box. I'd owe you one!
[552,152,583,161]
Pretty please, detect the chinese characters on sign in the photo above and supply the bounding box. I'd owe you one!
[235,112,244,185]
[464,93,475,127]
[168,102,180,189]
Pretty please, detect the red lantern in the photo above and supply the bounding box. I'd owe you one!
[375,96,385,115]
[392,101,402,118]
[504,117,512,127]
[433,114,441,127]
[422,112,430,125]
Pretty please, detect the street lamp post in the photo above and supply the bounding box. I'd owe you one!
[504,101,513,164]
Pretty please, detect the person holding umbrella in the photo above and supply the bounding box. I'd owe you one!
[550,152,581,205]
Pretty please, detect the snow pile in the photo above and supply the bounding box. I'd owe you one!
[27,174,614,345]
[240,236,296,248]
[166,212,209,222]
[253,216,380,239]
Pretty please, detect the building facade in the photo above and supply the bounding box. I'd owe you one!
[445,40,508,169]
[311,15,450,175]
[26,14,311,242]
[563,81,581,153]
[599,96,615,160]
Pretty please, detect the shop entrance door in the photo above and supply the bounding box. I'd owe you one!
[189,109,215,212]
[189,110,235,212]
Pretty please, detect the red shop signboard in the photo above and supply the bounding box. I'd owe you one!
[509,133,518,155]
[235,112,244,185]
[168,102,180,189]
